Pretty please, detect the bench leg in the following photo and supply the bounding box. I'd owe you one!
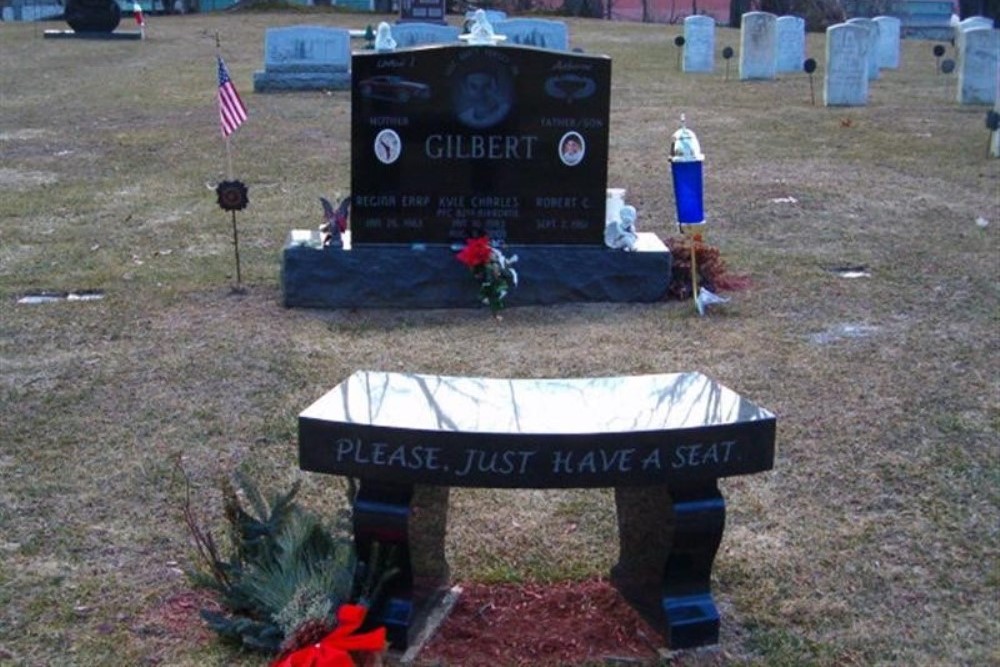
[352,479,450,650]
[660,481,725,649]
[353,479,414,648]
[612,481,725,649]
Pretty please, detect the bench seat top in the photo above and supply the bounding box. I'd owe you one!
[299,371,776,488]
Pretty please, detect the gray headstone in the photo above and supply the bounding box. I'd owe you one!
[873,16,901,69]
[739,12,777,80]
[846,17,880,80]
[958,27,999,105]
[253,25,352,92]
[776,15,806,73]
[494,18,569,51]
[824,22,869,107]
[683,15,715,73]
[391,22,460,48]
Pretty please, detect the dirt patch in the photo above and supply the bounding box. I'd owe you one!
[419,579,665,666]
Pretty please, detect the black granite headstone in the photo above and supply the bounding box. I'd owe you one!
[350,45,612,246]
[64,0,121,33]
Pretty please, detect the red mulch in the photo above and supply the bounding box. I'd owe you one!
[418,579,665,666]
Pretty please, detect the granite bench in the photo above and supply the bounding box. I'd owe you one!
[299,371,776,650]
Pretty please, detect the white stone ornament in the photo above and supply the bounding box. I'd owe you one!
[461,9,507,45]
[375,22,397,52]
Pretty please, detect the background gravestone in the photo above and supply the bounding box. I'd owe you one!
[253,26,352,92]
[494,18,570,51]
[399,0,446,24]
[873,15,901,69]
[956,15,995,57]
[64,0,120,32]
[683,15,715,73]
[351,45,610,245]
[825,22,869,106]
[775,15,806,73]
[391,23,461,48]
[846,18,881,81]
[957,27,1000,105]
[739,12,777,80]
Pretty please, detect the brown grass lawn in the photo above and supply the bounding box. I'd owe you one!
[1,11,998,667]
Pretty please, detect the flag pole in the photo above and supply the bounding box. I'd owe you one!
[215,32,234,180]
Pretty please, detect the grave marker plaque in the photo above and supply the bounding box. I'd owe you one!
[351,45,611,245]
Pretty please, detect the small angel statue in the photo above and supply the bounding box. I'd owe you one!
[604,204,639,251]
[462,9,506,45]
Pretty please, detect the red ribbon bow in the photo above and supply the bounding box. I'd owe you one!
[271,604,386,667]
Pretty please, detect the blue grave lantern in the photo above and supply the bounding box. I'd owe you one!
[669,114,705,228]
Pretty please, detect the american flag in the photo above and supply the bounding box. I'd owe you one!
[217,56,247,138]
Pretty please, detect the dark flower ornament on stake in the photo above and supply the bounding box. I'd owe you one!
[215,179,249,287]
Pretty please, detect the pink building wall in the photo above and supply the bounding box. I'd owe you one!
[603,0,731,24]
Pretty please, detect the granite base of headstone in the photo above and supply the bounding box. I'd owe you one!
[253,25,352,92]
[43,29,142,40]
[281,231,672,309]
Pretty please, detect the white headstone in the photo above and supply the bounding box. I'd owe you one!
[956,16,995,64]
[824,22,869,107]
[740,11,778,80]
[683,15,715,73]
[957,27,999,105]
[494,18,569,50]
[776,15,806,73]
[391,22,460,48]
[253,25,352,92]
[873,15,901,69]
[846,17,880,80]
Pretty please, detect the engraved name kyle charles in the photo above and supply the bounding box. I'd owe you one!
[329,438,738,477]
